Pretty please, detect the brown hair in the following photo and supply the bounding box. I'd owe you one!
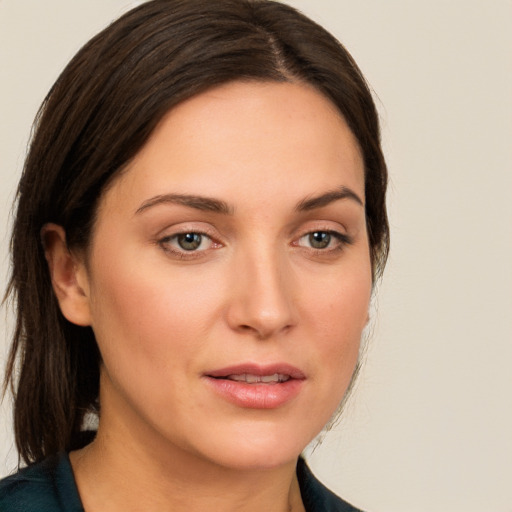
[3,0,389,465]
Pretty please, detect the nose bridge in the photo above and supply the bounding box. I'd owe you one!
[227,237,297,339]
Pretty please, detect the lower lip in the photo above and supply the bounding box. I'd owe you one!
[204,377,304,409]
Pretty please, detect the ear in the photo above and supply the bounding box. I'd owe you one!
[41,223,92,326]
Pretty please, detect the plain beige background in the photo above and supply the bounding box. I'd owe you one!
[1,1,511,511]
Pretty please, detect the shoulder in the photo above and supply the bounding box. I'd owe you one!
[0,453,83,512]
[297,457,364,512]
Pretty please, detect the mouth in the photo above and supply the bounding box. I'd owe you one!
[206,363,305,382]
[204,364,305,409]
[213,373,291,384]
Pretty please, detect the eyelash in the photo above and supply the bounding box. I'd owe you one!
[158,230,219,259]
[295,230,353,253]
[158,229,353,260]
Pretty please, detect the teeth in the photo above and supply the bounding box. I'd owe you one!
[246,374,259,384]
[226,373,290,384]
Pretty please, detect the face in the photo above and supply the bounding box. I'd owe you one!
[76,81,371,470]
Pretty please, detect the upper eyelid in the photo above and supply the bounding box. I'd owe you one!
[157,222,220,239]
[298,229,349,239]
[156,225,349,240]
[293,222,349,238]
[160,229,213,239]
[161,231,212,242]
[154,218,351,242]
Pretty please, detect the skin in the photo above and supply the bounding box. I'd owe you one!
[45,80,372,512]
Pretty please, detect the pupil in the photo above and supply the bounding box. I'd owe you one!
[309,231,330,249]
[178,233,202,250]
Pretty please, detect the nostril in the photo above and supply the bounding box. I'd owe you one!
[235,322,293,340]
[238,324,261,335]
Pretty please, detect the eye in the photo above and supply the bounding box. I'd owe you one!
[161,232,214,253]
[297,230,351,251]
[176,232,206,251]
[305,231,332,249]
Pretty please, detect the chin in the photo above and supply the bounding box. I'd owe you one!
[208,448,301,472]
[185,421,317,472]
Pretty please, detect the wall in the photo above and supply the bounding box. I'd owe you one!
[1,1,511,511]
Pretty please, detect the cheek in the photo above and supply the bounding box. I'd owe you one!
[302,263,371,390]
[86,265,216,431]
[86,243,229,391]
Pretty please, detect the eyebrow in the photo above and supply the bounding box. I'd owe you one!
[135,186,363,216]
[295,186,364,211]
[135,194,233,215]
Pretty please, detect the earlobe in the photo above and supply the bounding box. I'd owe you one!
[41,223,92,327]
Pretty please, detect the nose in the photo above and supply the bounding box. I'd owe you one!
[226,246,298,340]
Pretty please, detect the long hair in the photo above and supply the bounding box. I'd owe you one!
[3,0,389,465]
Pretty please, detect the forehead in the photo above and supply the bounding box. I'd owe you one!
[100,80,364,215]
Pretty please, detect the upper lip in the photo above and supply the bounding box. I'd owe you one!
[205,363,306,380]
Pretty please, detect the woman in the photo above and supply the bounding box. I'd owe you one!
[0,0,388,510]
